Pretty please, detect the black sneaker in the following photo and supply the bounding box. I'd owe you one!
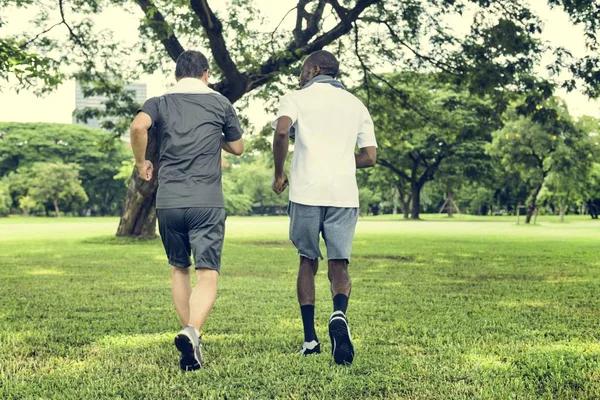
[300,340,321,356]
[174,325,203,371]
[329,311,354,365]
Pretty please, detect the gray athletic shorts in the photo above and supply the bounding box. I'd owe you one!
[288,202,359,261]
[157,207,226,272]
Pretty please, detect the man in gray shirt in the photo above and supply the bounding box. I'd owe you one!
[130,50,244,371]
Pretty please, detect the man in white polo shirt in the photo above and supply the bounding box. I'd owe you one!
[271,50,377,365]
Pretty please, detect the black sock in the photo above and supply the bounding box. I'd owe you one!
[333,294,349,314]
[300,305,318,342]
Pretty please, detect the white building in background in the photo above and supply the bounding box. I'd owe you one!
[73,81,147,141]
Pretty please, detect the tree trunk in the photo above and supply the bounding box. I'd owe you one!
[392,188,398,215]
[400,197,410,219]
[410,182,422,220]
[446,192,454,218]
[53,199,60,218]
[398,187,411,220]
[525,183,543,224]
[116,128,160,238]
[559,204,565,223]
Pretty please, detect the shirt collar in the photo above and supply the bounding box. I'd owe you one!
[165,78,217,95]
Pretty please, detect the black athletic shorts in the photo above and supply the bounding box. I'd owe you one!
[156,207,226,272]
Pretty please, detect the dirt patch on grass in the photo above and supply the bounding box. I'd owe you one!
[358,254,416,262]
[81,236,159,246]
[468,274,546,281]
[244,241,293,248]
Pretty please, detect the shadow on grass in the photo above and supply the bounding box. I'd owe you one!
[242,240,293,248]
[80,236,160,246]
[357,254,416,262]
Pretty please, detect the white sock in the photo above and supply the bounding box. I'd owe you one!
[302,340,319,350]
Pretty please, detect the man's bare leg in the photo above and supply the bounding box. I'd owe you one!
[175,268,218,371]
[328,259,351,312]
[171,266,192,327]
[328,259,354,365]
[298,256,320,354]
[188,269,219,332]
[298,256,318,305]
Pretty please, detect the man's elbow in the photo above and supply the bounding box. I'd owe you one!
[130,122,147,138]
[230,141,245,156]
[364,149,377,167]
[232,146,244,156]
[274,129,289,140]
[368,153,377,167]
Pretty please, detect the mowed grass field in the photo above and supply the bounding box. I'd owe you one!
[0,215,599,399]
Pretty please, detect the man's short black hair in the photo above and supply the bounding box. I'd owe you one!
[305,50,339,78]
[175,50,210,79]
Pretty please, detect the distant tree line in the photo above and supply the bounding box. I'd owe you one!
[0,123,129,217]
[1,83,599,223]
[353,74,600,222]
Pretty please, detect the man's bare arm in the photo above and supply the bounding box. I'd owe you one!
[222,137,244,156]
[130,112,152,167]
[272,116,292,194]
[356,146,377,168]
[129,112,155,181]
[273,117,292,177]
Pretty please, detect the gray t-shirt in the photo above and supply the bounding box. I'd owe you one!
[139,93,243,209]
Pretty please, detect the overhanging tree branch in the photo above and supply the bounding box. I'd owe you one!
[269,5,299,51]
[19,20,63,49]
[304,1,327,41]
[190,0,244,91]
[378,158,411,181]
[134,0,185,62]
[293,0,311,42]
[359,16,460,76]
[353,23,371,107]
[58,0,90,54]
[238,0,380,98]
[327,0,349,23]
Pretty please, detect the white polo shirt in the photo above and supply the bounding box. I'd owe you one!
[272,82,377,208]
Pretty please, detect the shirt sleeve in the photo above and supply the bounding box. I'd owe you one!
[223,102,243,142]
[137,97,160,129]
[270,94,298,129]
[357,106,377,148]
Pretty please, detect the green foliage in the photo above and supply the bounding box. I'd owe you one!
[0,179,11,217]
[491,99,594,211]
[12,162,89,217]
[17,195,36,216]
[359,72,499,218]
[0,122,130,215]
[222,179,254,216]
[358,187,382,216]
[113,159,136,186]
[1,217,600,398]
[4,0,600,136]
[0,38,64,94]
[222,151,288,215]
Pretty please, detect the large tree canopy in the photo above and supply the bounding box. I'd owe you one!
[2,0,599,235]
[359,72,499,220]
[5,1,600,106]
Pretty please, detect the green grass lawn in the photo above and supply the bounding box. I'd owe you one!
[0,215,599,399]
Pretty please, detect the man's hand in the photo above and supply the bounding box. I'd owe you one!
[272,173,289,195]
[137,160,153,181]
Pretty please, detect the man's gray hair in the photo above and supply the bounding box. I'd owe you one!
[175,50,210,79]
